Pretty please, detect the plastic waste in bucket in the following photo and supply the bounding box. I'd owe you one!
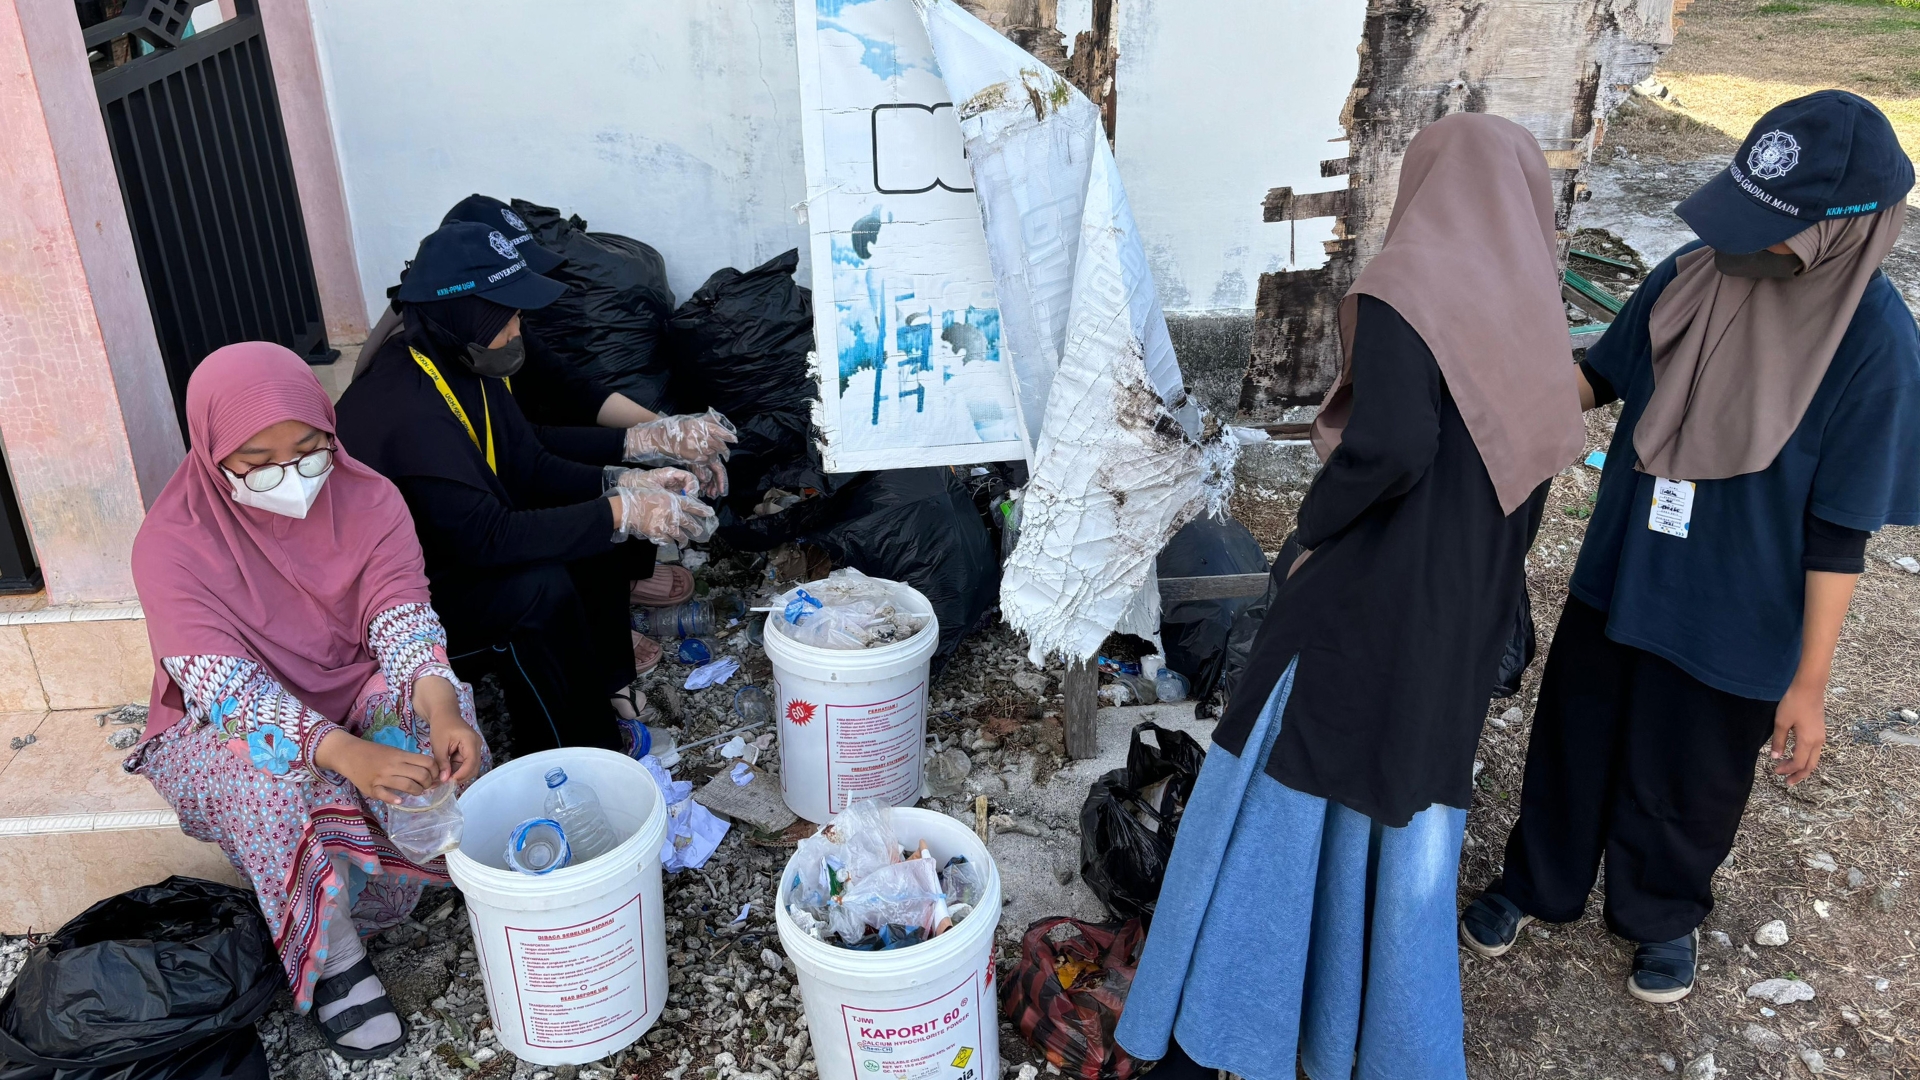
[445,749,669,1066]
[764,576,940,823]
[775,808,1002,1080]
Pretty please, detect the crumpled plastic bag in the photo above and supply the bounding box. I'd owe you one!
[0,878,280,1075]
[772,570,929,651]
[1002,917,1145,1080]
[1080,723,1206,923]
[640,756,729,872]
[826,851,948,945]
[784,798,901,928]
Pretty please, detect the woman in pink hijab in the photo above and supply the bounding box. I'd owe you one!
[127,343,487,1061]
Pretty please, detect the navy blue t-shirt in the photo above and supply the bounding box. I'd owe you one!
[1573,242,1920,701]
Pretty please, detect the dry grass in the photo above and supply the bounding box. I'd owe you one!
[1617,0,1920,196]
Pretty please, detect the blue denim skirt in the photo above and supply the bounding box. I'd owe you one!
[1114,659,1469,1080]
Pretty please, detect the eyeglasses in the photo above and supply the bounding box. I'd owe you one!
[236,445,334,493]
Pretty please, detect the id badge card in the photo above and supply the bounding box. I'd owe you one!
[1648,477,1694,538]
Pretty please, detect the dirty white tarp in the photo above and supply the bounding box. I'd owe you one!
[792,0,1029,472]
[913,0,1236,665]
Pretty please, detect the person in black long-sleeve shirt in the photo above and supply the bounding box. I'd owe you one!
[1118,114,1585,1080]
[337,223,715,753]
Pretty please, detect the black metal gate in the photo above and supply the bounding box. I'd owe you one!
[79,0,330,435]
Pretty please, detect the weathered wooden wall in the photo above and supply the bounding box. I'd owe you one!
[1239,0,1680,420]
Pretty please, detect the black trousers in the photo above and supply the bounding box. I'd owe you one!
[432,542,654,754]
[1498,597,1778,942]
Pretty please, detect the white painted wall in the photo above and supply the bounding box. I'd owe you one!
[307,0,811,324]
[1114,0,1365,312]
[307,0,1363,327]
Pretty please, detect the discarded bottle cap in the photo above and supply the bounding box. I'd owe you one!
[677,638,713,665]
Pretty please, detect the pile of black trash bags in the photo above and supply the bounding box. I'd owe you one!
[507,202,999,666]
[0,879,281,1080]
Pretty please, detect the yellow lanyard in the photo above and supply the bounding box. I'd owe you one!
[409,348,496,474]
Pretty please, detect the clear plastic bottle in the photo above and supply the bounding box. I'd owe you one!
[542,768,621,864]
[1154,668,1191,703]
[633,595,748,639]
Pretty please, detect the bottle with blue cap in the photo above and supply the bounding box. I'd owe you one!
[543,768,621,864]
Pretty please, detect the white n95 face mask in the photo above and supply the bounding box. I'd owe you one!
[224,466,329,519]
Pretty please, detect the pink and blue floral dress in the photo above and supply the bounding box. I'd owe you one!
[127,602,486,1012]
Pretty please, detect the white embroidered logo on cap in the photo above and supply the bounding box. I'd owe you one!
[487,230,517,260]
[501,208,527,232]
[1748,130,1800,180]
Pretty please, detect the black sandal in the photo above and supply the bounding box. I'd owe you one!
[312,956,408,1060]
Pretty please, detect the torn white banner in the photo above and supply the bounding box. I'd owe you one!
[912,0,1236,665]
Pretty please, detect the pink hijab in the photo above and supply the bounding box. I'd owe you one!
[134,343,433,741]
[1313,112,1585,514]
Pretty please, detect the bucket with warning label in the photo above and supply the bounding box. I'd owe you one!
[776,807,1002,1080]
[765,576,940,824]
[444,748,669,1066]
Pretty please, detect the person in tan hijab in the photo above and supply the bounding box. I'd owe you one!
[1464,90,1920,1005]
[1116,113,1582,1080]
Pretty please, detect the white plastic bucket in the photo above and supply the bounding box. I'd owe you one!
[775,808,1002,1080]
[445,749,669,1066]
[765,580,940,823]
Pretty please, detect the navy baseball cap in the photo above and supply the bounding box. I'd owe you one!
[440,193,563,274]
[1677,90,1914,253]
[395,221,566,310]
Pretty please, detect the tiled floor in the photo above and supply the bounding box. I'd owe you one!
[0,709,168,820]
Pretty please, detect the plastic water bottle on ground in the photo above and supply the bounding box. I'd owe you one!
[543,768,621,864]
[1154,668,1191,703]
[634,595,748,639]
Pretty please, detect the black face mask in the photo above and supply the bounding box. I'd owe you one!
[1714,248,1803,279]
[463,335,525,378]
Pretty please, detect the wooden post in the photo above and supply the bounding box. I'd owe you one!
[1063,660,1099,760]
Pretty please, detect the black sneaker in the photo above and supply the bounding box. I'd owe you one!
[1627,930,1699,1003]
[1459,887,1535,958]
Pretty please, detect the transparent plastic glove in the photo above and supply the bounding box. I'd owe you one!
[611,466,700,499]
[622,409,737,464]
[614,484,717,545]
[683,456,729,499]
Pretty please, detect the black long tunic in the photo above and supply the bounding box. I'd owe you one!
[334,335,643,590]
[1213,296,1549,828]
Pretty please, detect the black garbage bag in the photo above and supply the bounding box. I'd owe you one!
[510,200,676,411]
[667,249,818,507]
[1080,723,1207,923]
[0,878,279,1080]
[1156,513,1268,695]
[805,468,997,665]
[0,1028,266,1080]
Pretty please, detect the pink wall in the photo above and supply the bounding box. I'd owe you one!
[257,0,367,344]
[0,0,181,604]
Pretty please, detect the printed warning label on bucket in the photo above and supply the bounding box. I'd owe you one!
[504,895,649,1050]
[825,684,924,815]
[841,970,985,1080]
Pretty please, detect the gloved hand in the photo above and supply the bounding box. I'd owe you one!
[622,409,737,464]
[611,466,700,499]
[613,482,717,545]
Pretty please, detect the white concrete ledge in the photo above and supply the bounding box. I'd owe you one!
[0,808,181,836]
[0,602,145,626]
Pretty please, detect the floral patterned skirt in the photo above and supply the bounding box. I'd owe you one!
[129,672,486,1012]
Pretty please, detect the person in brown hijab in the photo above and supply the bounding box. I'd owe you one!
[1464,90,1920,1006]
[1115,113,1582,1080]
